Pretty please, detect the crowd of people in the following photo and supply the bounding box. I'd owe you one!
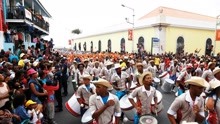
[0,40,220,124]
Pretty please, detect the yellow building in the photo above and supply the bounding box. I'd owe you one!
[74,6,219,56]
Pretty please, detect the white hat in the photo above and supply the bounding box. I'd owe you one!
[23,59,30,64]
[92,78,112,88]
[185,76,209,88]
[81,74,93,80]
[213,67,220,76]
[114,63,121,69]
[209,79,220,89]
[20,53,25,58]
[33,61,39,67]
[124,56,129,59]
[105,61,113,66]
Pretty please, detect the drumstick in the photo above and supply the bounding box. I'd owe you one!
[155,107,158,117]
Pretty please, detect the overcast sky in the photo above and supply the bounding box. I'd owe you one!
[39,0,220,47]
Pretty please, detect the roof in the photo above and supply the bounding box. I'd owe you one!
[139,6,216,22]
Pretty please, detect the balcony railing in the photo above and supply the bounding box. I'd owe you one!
[6,6,49,32]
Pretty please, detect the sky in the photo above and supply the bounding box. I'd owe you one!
[39,0,220,48]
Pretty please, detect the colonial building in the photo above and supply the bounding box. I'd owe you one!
[0,0,51,52]
[73,6,219,56]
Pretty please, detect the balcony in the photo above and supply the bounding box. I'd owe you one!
[6,6,49,34]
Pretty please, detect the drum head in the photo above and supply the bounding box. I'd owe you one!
[119,95,136,109]
[151,90,162,104]
[153,78,160,83]
[158,71,167,78]
[139,115,158,124]
[81,108,93,123]
[165,78,174,84]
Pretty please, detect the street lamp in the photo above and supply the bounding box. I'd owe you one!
[122,4,135,53]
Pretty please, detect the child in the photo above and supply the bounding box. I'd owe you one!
[25,100,43,124]
[43,78,59,124]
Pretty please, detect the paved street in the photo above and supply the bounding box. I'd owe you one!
[55,78,177,124]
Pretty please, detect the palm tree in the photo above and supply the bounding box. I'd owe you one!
[71,29,82,35]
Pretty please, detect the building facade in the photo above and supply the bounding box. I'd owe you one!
[0,0,51,52]
[74,7,219,56]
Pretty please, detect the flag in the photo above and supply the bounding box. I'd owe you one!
[128,29,133,41]
[216,29,220,41]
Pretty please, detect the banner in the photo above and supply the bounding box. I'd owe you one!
[128,29,133,41]
[151,37,160,54]
[216,29,220,41]
[25,9,32,20]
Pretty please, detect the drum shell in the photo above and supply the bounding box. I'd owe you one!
[139,115,158,124]
[161,79,174,92]
[65,94,81,117]
[81,108,93,124]
[120,95,137,121]
[153,78,160,85]
[151,90,163,114]
[158,72,170,85]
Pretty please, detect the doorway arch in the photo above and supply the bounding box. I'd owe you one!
[205,38,212,56]
[176,36,184,54]
[98,40,101,52]
[108,39,111,52]
[120,38,125,53]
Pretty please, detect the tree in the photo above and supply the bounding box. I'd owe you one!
[71,29,82,35]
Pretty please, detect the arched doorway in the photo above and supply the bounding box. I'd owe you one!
[108,39,111,52]
[176,36,184,54]
[138,37,145,54]
[98,40,101,52]
[91,41,93,53]
[83,42,87,51]
[120,38,125,53]
[205,38,213,56]
[78,42,81,51]
[75,43,77,50]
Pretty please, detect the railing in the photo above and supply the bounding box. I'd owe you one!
[6,6,49,32]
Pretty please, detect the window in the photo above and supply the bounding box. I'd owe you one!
[176,36,184,54]
[120,38,125,53]
[75,43,77,50]
[108,39,111,52]
[91,41,93,53]
[138,36,145,53]
[205,38,212,56]
[98,40,101,52]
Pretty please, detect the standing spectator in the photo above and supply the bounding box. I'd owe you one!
[60,58,68,96]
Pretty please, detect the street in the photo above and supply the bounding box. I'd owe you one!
[55,78,177,124]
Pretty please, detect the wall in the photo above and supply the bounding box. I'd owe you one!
[166,27,215,56]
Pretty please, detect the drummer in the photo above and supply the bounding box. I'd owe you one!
[133,63,145,86]
[128,72,158,124]
[167,77,208,124]
[110,63,131,99]
[89,78,121,124]
[76,74,96,115]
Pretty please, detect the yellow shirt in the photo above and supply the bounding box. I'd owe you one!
[154,58,160,65]
[18,59,25,67]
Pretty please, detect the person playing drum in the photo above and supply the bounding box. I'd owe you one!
[89,78,121,124]
[76,74,96,115]
[128,72,158,124]
[167,77,208,124]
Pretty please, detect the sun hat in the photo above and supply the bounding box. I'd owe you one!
[213,67,220,76]
[185,76,209,88]
[105,61,113,66]
[136,63,143,67]
[114,63,121,69]
[209,79,220,89]
[92,78,112,88]
[25,100,37,107]
[138,71,153,85]
[27,68,37,76]
[207,62,215,68]
[81,74,93,80]
[19,53,25,58]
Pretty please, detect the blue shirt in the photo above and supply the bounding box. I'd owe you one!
[14,105,30,121]
[101,95,109,104]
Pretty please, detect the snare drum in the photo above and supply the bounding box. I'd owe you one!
[139,115,158,124]
[81,108,93,124]
[120,95,137,121]
[65,94,81,117]
[161,78,175,92]
[151,90,163,114]
[153,78,160,85]
[158,71,170,85]
[128,81,137,90]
